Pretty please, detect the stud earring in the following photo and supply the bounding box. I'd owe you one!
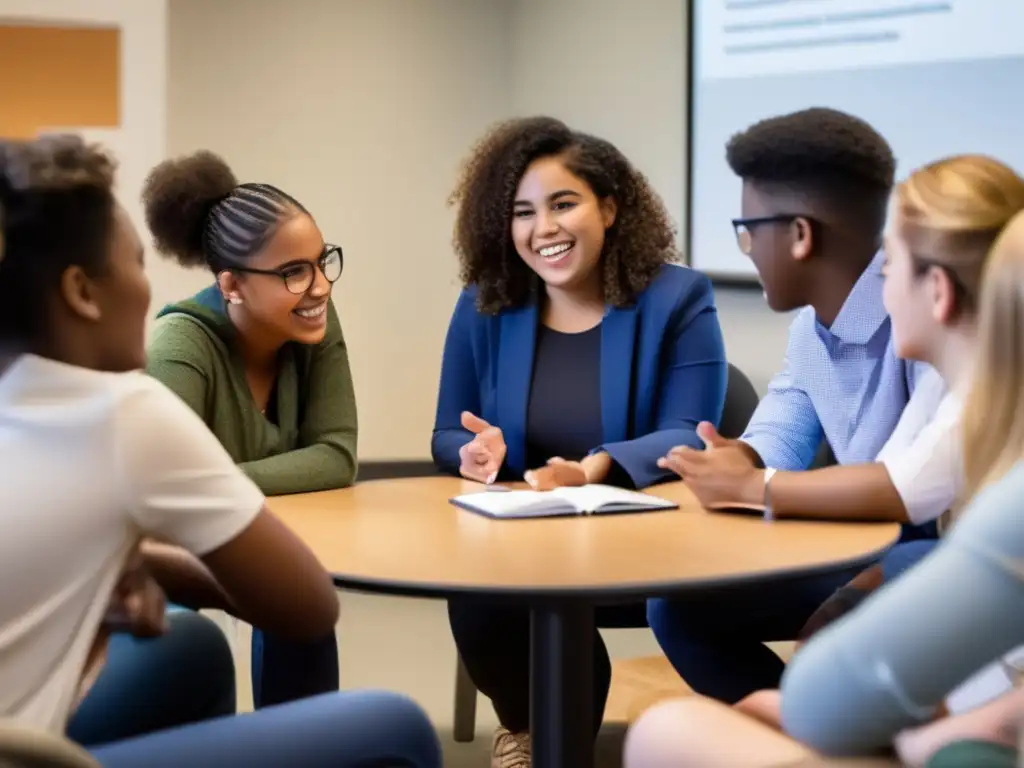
[228,294,243,305]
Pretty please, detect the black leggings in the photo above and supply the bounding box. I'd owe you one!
[447,599,646,736]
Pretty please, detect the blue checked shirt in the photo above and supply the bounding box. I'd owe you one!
[741,252,931,470]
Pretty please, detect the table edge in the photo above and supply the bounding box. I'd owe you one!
[330,534,899,601]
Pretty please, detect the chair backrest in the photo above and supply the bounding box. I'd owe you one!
[718,363,759,440]
[809,439,837,469]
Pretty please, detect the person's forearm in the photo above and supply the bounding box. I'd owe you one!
[582,451,613,483]
[240,443,356,495]
[140,541,235,613]
[735,463,910,522]
[431,428,474,475]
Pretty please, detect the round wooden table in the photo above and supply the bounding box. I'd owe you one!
[269,476,900,768]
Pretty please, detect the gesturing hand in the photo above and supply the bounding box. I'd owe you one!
[458,411,507,484]
[657,421,763,508]
[525,457,588,491]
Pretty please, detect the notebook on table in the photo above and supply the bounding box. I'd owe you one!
[450,484,678,519]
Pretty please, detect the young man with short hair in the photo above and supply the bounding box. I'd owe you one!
[649,108,941,704]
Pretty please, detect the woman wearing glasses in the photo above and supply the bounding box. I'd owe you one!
[142,151,356,709]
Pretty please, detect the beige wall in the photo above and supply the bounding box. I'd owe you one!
[509,0,795,394]
[167,0,793,461]
[168,0,513,460]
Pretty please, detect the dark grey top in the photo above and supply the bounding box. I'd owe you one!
[525,324,603,470]
[781,459,1024,755]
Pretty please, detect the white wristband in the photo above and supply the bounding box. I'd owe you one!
[763,468,778,522]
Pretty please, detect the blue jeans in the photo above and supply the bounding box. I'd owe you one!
[647,567,862,704]
[881,539,938,582]
[67,609,236,746]
[251,628,339,708]
[89,691,442,768]
[649,537,941,705]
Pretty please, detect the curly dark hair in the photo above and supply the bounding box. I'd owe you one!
[0,135,116,342]
[726,107,896,234]
[450,116,677,314]
[142,150,306,272]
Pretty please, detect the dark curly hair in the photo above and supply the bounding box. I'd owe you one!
[142,150,306,272]
[0,135,116,342]
[450,116,677,314]
[726,107,896,234]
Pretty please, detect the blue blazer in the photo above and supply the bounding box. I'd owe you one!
[431,264,728,489]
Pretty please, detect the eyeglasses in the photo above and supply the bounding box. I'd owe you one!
[228,244,343,295]
[730,215,813,255]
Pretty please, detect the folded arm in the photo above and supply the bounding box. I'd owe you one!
[139,539,234,613]
[600,284,728,490]
[780,462,1024,755]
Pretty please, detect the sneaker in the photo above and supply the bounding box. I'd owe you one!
[491,726,531,768]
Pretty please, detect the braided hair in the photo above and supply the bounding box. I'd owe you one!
[142,151,306,270]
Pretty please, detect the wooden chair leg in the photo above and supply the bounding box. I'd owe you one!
[453,654,478,743]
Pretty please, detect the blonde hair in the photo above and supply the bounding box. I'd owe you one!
[895,156,1024,505]
[895,155,1024,316]
[963,209,1024,496]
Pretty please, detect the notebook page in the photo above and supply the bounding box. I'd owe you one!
[456,490,569,517]
[550,484,672,512]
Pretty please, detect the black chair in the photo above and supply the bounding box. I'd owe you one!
[719,364,836,467]
[719,363,760,440]
[450,362,765,741]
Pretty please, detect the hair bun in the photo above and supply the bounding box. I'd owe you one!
[142,150,237,268]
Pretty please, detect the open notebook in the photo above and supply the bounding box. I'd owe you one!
[450,484,678,519]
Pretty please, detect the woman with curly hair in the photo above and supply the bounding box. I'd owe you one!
[0,134,440,767]
[141,151,357,708]
[434,116,728,766]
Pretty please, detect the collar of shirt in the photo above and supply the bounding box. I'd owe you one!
[814,251,888,346]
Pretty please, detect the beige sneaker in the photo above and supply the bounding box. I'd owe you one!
[491,726,531,768]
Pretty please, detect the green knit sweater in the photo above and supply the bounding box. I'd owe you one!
[146,285,358,495]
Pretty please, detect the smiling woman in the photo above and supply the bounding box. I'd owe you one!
[140,150,358,711]
[433,115,729,766]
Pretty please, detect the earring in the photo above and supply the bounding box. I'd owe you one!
[228,294,243,305]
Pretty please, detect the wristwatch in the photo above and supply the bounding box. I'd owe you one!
[763,468,778,521]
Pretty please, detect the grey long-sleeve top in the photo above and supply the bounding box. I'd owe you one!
[780,459,1024,755]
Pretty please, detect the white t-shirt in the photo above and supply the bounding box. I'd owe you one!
[0,354,264,732]
[874,366,963,526]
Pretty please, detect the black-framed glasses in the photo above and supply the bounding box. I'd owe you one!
[730,214,813,255]
[229,244,343,295]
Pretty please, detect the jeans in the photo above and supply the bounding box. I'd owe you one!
[881,539,939,582]
[90,691,443,768]
[251,628,340,708]
[448,598,647,736]
[67,609,236,746]
[647,567,862,704]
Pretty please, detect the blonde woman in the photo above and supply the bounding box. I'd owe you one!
[624,155,1024,768]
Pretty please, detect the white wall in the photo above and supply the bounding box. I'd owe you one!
[509,0,794,392]
[168,0,513,460]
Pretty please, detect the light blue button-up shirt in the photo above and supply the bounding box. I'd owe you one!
[741,252,929,470]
